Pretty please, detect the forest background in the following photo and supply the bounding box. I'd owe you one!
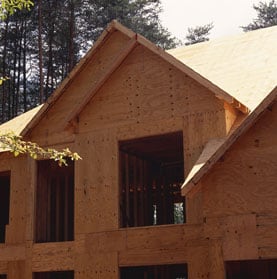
[0,0,276,124]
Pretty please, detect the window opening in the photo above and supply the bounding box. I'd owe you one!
[120,264,187,279]
[119,131,185,228]
[0,171,10,243]
[33,271,74,279]
[225,259,277,279]
[35,160,74,243]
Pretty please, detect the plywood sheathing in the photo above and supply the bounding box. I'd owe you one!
[18,20,248,145]
[0,105,43,136]
[256,213,277,258]
[66,22,247,125]
[0,261,8,273]
[0,105,43,153]
[20,21,132,138]
[182,86,277,196]
[201,98,277,258]
[169,25,277,112]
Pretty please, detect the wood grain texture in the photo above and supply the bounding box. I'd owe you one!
[32,242,74,272]
[202,101,277,218]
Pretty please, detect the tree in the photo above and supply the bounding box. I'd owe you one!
[79,0,178,50]
[0,0,81,165]
[185,23,214,45]
[242,0,277,31]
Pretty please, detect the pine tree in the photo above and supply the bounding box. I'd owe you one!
[82,0,178,49]
[0,0,178,122]
[185,23,214,45]
[242,0,277,31]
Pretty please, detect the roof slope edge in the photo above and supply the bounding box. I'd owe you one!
[21,20,249,136]
[182,86,277,196]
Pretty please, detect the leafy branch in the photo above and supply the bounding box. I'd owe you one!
[0,132,82,166]
[0,0,34,19]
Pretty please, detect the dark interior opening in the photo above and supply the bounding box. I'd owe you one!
[33,271,74,279]
[121,264,187,279]
[226,259,277,279]
[0,171,10,243]
[119,131,185,228]
[35,160,74,243]
[0,275,7,279]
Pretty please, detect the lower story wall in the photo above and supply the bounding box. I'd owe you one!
[1,219,276,278]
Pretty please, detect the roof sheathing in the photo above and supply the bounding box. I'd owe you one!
[182,86,277,196]
[169,25,277,112]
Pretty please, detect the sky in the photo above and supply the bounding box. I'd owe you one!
[160,0,263,41]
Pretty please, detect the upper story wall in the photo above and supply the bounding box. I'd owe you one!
[24,31,240,235]
[202,100,277,218]
[72,44,233,234]
[26,29,237,174]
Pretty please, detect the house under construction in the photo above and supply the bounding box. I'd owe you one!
[0,21,276,278]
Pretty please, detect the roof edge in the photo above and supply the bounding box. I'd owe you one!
[22,20,249,136]
[21,20,134,137]
[136,34,249,114]
[182,86,277,196]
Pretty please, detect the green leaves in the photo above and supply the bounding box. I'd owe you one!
[0,0,34,19]
[0,132,82,166]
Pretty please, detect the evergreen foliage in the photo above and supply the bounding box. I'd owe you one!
[0,0,81,164]
[185,23,213,45]
[0,0,178,123]
[242,0,277,31]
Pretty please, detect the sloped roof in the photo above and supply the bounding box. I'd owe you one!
[0,105,43,135]
[0,105,43,152]
[182,86,277,196]
[0,22,276,176]
[20,20,247,136]
[168,25,277,111]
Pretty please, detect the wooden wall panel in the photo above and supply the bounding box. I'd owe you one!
[25,158,36,242]
[119,248,189,267]
[183,109,226,175]
[0,245,25,261]
[256,213,277,259]
[85,231,126,253]
[7,261,25,279]
[0,261,7,273]
[224,102,241,134]
[116,117,183,142]
[188,246,210,279]
[208,240,225,279]
[118,224,206,266]
[29,30,131,145]
[186,188,203,224]
[204,214,258,261]
[202,102,277,218]
[32,242,74,272]
[125,224,203,250]
[79,45,225,137]
[75,130,118,234]
[5,157,28,244]
[76,250,118,279]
